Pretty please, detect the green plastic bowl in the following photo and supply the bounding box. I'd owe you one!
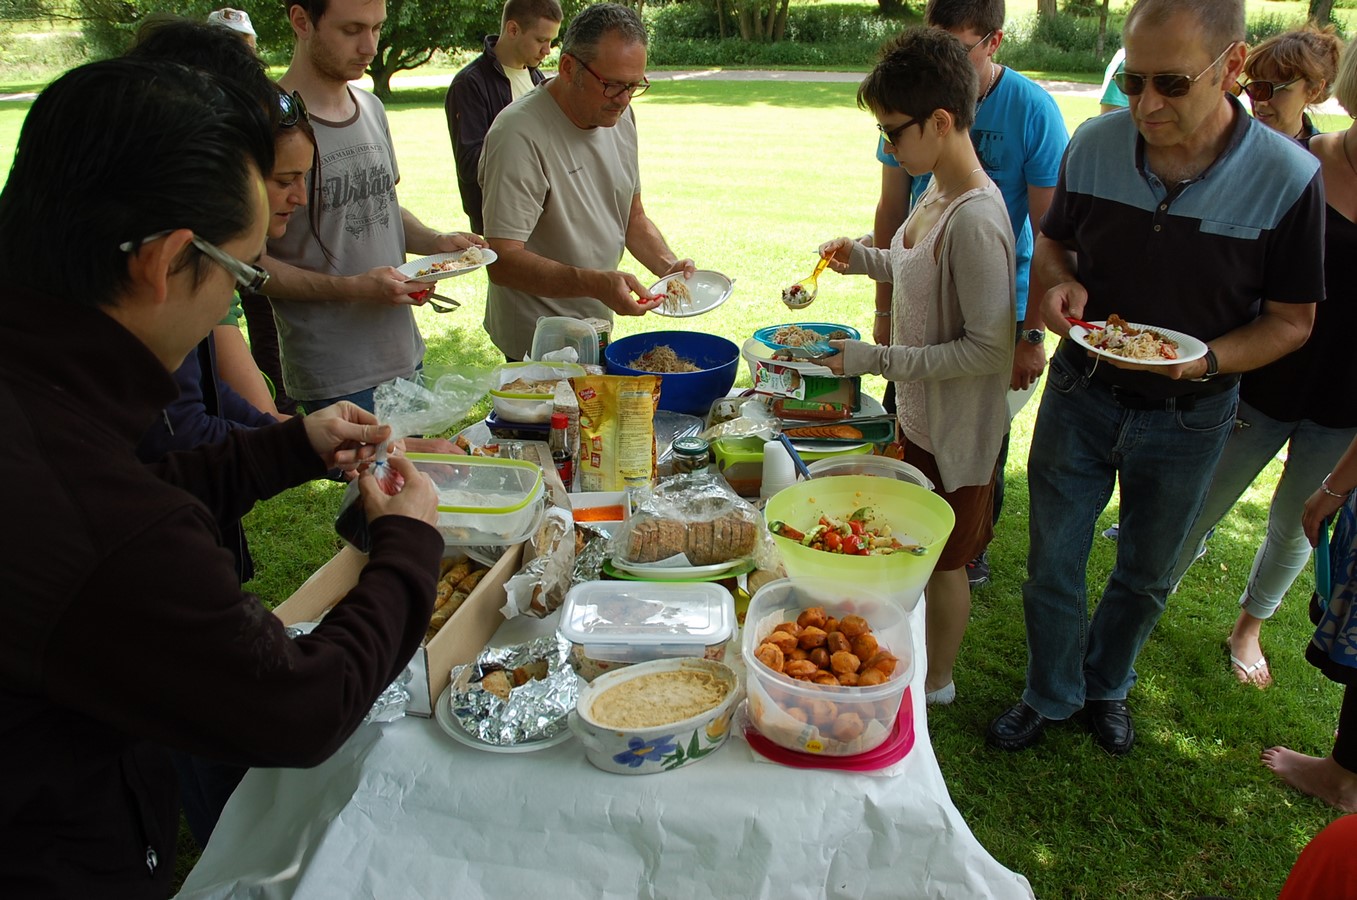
[763,475,955,611]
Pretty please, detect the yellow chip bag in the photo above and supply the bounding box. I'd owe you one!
[571,374,660,491]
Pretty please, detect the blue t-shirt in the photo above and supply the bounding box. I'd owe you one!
[877,68,1067,320]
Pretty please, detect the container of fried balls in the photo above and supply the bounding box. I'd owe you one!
[742,578,913,756]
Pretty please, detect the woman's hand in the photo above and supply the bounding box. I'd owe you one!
[1303,485,1347,547]
[358,455,439,527]
[819,340,847,375]
[816,238,855,273]
[301,401,391,472]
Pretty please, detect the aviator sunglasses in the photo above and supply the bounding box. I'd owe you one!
[1113,43,1236,98]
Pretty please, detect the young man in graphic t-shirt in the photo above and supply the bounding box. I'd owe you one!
[262,0,485,414]
[448,0,563,234]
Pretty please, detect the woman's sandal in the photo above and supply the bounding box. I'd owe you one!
[1226,641,1272,688]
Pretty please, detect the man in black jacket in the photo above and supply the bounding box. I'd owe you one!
[447,0,563,233]
[0,57,442,898]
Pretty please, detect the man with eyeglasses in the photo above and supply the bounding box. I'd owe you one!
[448,0,563,235]
[0,58,443,897]
[988,0,1324,756]
[260,0,486,414]
[873,0,1069,591]
[479,2,695,361]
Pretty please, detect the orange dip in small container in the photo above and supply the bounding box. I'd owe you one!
[574,504,626,523]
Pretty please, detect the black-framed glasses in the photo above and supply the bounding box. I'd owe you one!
[964,31,994,53]
[877,116,922,147]
[1231,76,1301,103]
[1113,43,1236,98]
[119,230,269,293]
[568,52,650,99]
[278,89,308,127]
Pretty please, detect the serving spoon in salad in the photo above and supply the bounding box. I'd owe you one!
[782,255,830,310]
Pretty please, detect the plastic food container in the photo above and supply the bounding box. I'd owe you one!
[805,455,934,490]
[558,581,735,681]
[407,453,546,547]
[569,658,741,774]
[714,437,872,498]
[489,361,586,424]
[530,316,601,366]
[764,474,954,611]
[742,578,913,756]
[752,322,861,356]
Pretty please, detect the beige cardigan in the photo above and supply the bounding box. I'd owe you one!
[841,187,1016,492]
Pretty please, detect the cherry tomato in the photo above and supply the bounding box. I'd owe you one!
[824,531,842,551]
[849,519,865,536]
[844,534,861,554]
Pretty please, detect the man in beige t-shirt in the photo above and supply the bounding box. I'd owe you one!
[479,2,694,361]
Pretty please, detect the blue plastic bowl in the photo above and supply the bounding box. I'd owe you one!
[604,330,740,416]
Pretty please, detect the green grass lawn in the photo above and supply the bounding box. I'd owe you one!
[4,79,1349,899]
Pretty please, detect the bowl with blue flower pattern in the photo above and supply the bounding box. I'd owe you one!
[569,658,741,775]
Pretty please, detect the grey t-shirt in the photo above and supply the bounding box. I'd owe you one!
[480,83,640,360]
[267,87,424,401]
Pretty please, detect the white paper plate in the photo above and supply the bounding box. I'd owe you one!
[433,685,574,754]
[791,441,868,453]
[1068,320,1207,367]
[399,248,498,283]
[610,557,745,580]
[646,269,734,318]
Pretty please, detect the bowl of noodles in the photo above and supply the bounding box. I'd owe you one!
[605,331,740,416]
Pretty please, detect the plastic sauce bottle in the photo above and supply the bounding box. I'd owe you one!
[549,412,575,491]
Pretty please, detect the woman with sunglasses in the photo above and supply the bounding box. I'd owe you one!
[817,28,1015,706]
[1235,25,1342,140]
[1168,35,1357,695]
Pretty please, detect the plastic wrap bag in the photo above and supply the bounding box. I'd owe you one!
[699,395,779,443]
[609,473,776,569]
[502,507,576,620]
[335,369,492,552]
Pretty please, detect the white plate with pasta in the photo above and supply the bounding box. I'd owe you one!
[646,269,734,318]
[1068,317,1207,366]
[399,247,498,283]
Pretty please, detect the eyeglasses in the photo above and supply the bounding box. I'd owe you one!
[1231,76,1301,103]
[278,90,308,127]
[964,31,994,54]
[1113,43,1237,99]
[568,52,650,99]
[120,231,269,293]
[877,116,922,147]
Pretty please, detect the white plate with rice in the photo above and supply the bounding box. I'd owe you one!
[399,247,498,283]
[646,269,735,318]
[1068,320,1207,367]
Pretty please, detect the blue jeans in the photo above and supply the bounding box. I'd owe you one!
[1021,352,1237,719]
[1170,399,1357,618]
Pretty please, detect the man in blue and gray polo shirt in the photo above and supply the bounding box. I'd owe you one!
[988,0,1324,756]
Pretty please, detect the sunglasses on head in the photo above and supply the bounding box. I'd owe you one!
[1230,76,1301,103]
[278,90,308,128]
[1113,43,1236,99]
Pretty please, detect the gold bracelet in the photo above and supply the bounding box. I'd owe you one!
[874,311,892,318]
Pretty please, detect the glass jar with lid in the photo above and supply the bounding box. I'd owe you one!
[670,436,712,475]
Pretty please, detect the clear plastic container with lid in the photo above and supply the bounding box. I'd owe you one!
[559,581,736,680]
[406,453,546,547]
[529,316,600,366]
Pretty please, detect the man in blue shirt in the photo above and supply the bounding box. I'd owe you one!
[873,0,1068,591]
[987,0,1323,755]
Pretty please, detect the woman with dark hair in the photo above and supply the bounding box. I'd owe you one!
[1234,24,1342,140]
[818,26,1016,705]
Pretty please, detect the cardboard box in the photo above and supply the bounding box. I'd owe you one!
[750,358,861,410]
[273,542,525,718]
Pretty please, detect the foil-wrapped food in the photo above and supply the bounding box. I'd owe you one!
[448,634,578,746]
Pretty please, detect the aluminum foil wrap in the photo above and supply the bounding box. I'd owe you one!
[571,524,611,586]
[449,634,578,745]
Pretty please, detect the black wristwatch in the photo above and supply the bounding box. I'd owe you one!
[1192,348,1219,382]
[1020,329,1045,345]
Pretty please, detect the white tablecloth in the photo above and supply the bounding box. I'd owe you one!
[177,601,1033,900]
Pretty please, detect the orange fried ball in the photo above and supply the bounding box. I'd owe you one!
[836,671,859,687]
[851,633,879,660]
[832,712,866,741]
[798,626,828,650]
[787,707,809,724]
[773,622,802,638]
[867,652,899,677]
[838,614,871,638]
[764,631,798,655]
[796,607,828,629]
[826,632,852,655]
[857,668,886,687]
[784,659,819,679]
[808,699,838,726]
[809,647,830,669]
[823,616,840,633]
[788,648,809,662]
[754,642,785,673]
[812,672,840,686]
[830,651,861,676]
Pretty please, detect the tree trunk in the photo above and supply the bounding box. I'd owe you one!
[1038,0,1057,17]
[1309,0,1335,25]
[772,0,789,41]
[762,0,776,39]
[715,0,726,40]
[1096,0,1109,57]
